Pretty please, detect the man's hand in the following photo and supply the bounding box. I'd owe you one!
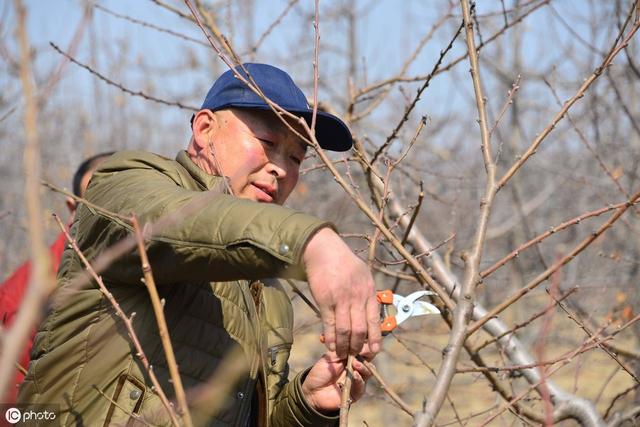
[303,227,382,358]
[301,352,373,413]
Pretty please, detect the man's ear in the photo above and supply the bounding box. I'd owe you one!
[192,110,217,150]
[65,197,77,214]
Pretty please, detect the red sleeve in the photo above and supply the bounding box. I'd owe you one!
[0,261,31,327]
[0,232,66,326]
[49,232,67,274]
[0,232,67,403]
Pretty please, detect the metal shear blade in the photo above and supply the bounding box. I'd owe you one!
[393,291,440,325]
[377,289,440,333]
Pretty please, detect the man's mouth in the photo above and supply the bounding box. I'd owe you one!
[252,183,277,202]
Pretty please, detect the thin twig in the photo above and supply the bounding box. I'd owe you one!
[191,0,235,59]
[355,0,550,98]
[362,360,414,416]
[92,385,153,427]
[370,22,463,165]
[131,216,193,427]
[469,189,640,335]
[339,355,354,427]
[496,7,640,191]
[604,383,640,419]
[377,234,454,266]
[367,163,393,266]
[49,42,198,111]
[393,335,463,423]
[393,116,427,168]
[372,265,419,282]
[14,361,27,376]
[594,366,620,405]
[53,215,180,426]
[479,327,611,426]
[248,0,299,56]
[43,180,132,222]
[150,0,193,20]
[347,9,454,123]
[285,279,320,317]
[300,156,360,175]
[400,181,425,246]
[0,1,54,400]
[472,286,577,352]
[311,0,319,141]
[38,3,91,104]
[556,299,640,383]
[0,105,17,124]
[480,199,640,278]
[459,337,605,373]
[95,3,208,46]
[544,78,635,203]
[489,75,521,137]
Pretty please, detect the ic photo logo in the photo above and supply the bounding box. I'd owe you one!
[5,407,21,424]
[3,406,57,425]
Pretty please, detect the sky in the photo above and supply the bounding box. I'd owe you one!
[1,0,626,159]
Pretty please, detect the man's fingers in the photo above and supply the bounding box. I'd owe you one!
[366,294,383,354]
[334,304,351,359]
[320,307,337,352]
[357,343,377,362]
[353,358,372,381]
[350,370,366,402]
[349,301,368,355]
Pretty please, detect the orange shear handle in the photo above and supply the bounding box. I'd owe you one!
[377,290,397,334]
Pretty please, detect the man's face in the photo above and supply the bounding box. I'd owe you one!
[204,109,306,205]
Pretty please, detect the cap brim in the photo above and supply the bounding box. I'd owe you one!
[297,110,353,152]
[209,102,353,152]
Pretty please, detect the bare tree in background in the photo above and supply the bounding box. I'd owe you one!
[1,0,640,425]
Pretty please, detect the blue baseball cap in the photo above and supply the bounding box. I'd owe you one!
[197,63,353,152]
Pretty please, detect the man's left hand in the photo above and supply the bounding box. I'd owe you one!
[301,350,373,414]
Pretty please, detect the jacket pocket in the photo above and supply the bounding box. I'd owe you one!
[103,374,145,427]
[266,343,291,400]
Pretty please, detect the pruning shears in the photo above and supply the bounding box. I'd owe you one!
[320,289,440,344]
[377,289,440,335]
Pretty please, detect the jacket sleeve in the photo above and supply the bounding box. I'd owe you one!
[71,152,330,284]
[270,369,339,427]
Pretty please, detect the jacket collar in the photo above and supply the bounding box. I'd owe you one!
[176,150,229,192]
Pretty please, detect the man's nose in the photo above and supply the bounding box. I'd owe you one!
[266,158,287,179]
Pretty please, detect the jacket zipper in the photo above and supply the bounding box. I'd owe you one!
[268,343,291,367]
[234,280,265,427]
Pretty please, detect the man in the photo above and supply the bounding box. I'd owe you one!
[19,64,381,426]
[0,152,113,404]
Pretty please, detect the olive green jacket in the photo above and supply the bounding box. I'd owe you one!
[18,151,338,427]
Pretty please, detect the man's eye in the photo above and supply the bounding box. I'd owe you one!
[259,138,274,147]
[290,156,302,165]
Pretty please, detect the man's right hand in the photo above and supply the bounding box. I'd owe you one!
[302,227,382,359]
